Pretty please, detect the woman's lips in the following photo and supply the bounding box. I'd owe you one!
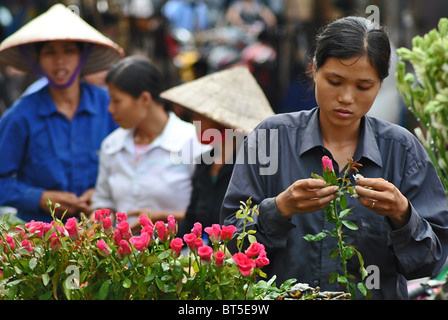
[334,108,353,119]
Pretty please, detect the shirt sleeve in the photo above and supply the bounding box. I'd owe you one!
[389,145,448,279]
[0,109,44,212]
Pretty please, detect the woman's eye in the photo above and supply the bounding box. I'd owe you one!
[328,80,341,86]
[358,86,371,91]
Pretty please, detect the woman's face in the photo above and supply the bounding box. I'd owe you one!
[38,41,81,87]
[107,83,147,129]
[313,55,381,129]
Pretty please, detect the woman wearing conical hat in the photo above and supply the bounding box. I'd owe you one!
[0,4,124,222]
[159,66,274,239]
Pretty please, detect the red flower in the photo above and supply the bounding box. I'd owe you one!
[255,252,270,268]
[116,212,127,223]
[232,252,256,276]
[21,239,33,253]
[167,215,176,234]
[129,232,151,252]
[191,222,202,237]
[102,217,112,231]
[25,220,45,237]
[215,251,225,267]
[155,221,168,241]
[198,245,213,260]
[322,155,334,172]
[170,237,183,256]
[204,224,221,242]
[139,214,153,228]
[118,239,131,256]
[141,225,154,239]
[96,239,111,255]
[117,220,131,240]
[65,217,78,239]
[5,235,15,252]
[183,233,197,248]
[220,225,237,241]
[245,242,265,258]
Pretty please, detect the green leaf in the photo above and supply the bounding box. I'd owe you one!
[123,278,131,288]
[338,208,351,219]
[342,220,358,230]
[357,282,369,297]
[303,232,327,242]
[339,194,347,210]
[29,257,38,270]
[98,280,111,300]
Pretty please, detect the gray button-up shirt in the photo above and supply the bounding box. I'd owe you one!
[221,108,448,299]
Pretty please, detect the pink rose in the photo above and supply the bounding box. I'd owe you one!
[117,220,131,240]
[21,239,33,253]
[232,252,256,276]
[183,233,197,248]
[141,225,154,239]
[255,252,270,268]
[113,229,122,245]
[191,222,202,237]
[118,239,132,256]
[220,225,237,241]
[102,217,112,231]
[94,208,110,221]
[116,212,127,223]
[155,221,168,241]
[167,215,176,234]
[5,235,15,251]
[245,242,266,258]
[65,217,78,238]
[25,220,45,237]
[198,245,213,260]
[322,155,334,172]
[215,251,225,267]
[170,237,184,256]
[139,214,153,228]
[204,224,221,242]
[96,239,111,255]
[129,232,150,252]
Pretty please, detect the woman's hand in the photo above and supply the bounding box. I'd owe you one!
[275,178,339,219]
[355,178,411,229]
[39,190,81,218]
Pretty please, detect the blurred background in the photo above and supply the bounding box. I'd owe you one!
[0,0,447,129]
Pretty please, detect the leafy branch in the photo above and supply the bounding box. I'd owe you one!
[304,157,371,299]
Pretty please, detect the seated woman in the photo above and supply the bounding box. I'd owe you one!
[91,55,205,230]
[0,4,123,222]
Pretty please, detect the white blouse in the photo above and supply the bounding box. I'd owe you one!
[92,112,207,214]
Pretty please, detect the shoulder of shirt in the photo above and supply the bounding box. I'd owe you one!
[255,109,316,130]
[0,86,47,123]
[100,127,131,154]
[366,116,419,147]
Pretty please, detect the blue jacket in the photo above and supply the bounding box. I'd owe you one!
[0,82,117,222]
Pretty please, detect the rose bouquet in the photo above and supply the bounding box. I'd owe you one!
[0,199,296,300]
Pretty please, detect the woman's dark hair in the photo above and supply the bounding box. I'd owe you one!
[313,16,391,81]
[106,55,164,102]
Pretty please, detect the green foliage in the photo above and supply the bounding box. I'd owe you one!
[396,17,448,194]
[0,199,305,300]
[305,159,371,299]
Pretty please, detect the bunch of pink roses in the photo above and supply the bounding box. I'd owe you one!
[0,198,277,300]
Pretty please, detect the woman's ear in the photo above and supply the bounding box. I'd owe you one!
[139,91,153,105]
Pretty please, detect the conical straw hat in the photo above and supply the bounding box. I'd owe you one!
[160,66,274,132]
[0,4,124,74]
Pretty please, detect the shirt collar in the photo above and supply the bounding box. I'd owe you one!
[37,82,98,117]
[104,112,191,155]
[299,108,382,168]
